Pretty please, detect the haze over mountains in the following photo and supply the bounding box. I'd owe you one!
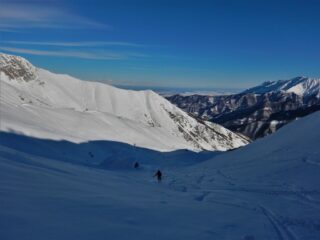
[167,76,320,139]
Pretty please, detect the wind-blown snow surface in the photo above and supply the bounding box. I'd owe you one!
[1,106,320,239]
[0,53,248,152]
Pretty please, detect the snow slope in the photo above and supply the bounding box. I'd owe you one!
[175,110,320,239]
[0,103,319,240]
[243,76,320,97]
[0,53,249,152]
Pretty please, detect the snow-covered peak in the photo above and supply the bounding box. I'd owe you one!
[0,52,38,82]
[243,76,320,97]
[286,77,320,97]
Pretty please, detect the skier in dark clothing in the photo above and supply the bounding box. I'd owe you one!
[154,169,162,182]
[133,162,139,169]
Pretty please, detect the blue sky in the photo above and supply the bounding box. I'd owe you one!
[1,0,320,89]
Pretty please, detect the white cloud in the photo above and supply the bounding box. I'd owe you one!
[2,41,145,48]
[0,3,109,31]
[0,47,147,60]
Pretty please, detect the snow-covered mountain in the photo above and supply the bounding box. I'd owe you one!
[0,53,249,152]
[167,76,320,139]
[243,76,320,97]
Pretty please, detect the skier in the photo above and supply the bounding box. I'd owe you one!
[133,161,139,169]
[154,169,162,182]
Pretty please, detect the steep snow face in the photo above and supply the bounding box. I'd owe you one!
[243,76,320,97]
[0,53,249,152]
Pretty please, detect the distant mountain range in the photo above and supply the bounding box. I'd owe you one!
[167,76,320,140]
[0,53,249,153]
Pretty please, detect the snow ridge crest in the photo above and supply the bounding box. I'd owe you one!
[243,76,320,97]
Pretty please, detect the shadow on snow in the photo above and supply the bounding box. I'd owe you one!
[0,131,221,170]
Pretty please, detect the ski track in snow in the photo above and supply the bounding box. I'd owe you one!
[303,156,320,167]
[260,206,298,240]
[164,165,320,240]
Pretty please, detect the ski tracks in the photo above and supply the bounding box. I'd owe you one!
[260,206,298,240]
[167,172,306,240]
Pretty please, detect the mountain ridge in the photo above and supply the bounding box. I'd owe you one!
[0,53,249,152]
[243,76,320,97]
[167,76,320,139]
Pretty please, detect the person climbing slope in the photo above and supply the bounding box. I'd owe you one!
[154,169,162,182]
[133,162,139,169]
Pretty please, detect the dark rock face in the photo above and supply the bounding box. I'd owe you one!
[167,91,320,140]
